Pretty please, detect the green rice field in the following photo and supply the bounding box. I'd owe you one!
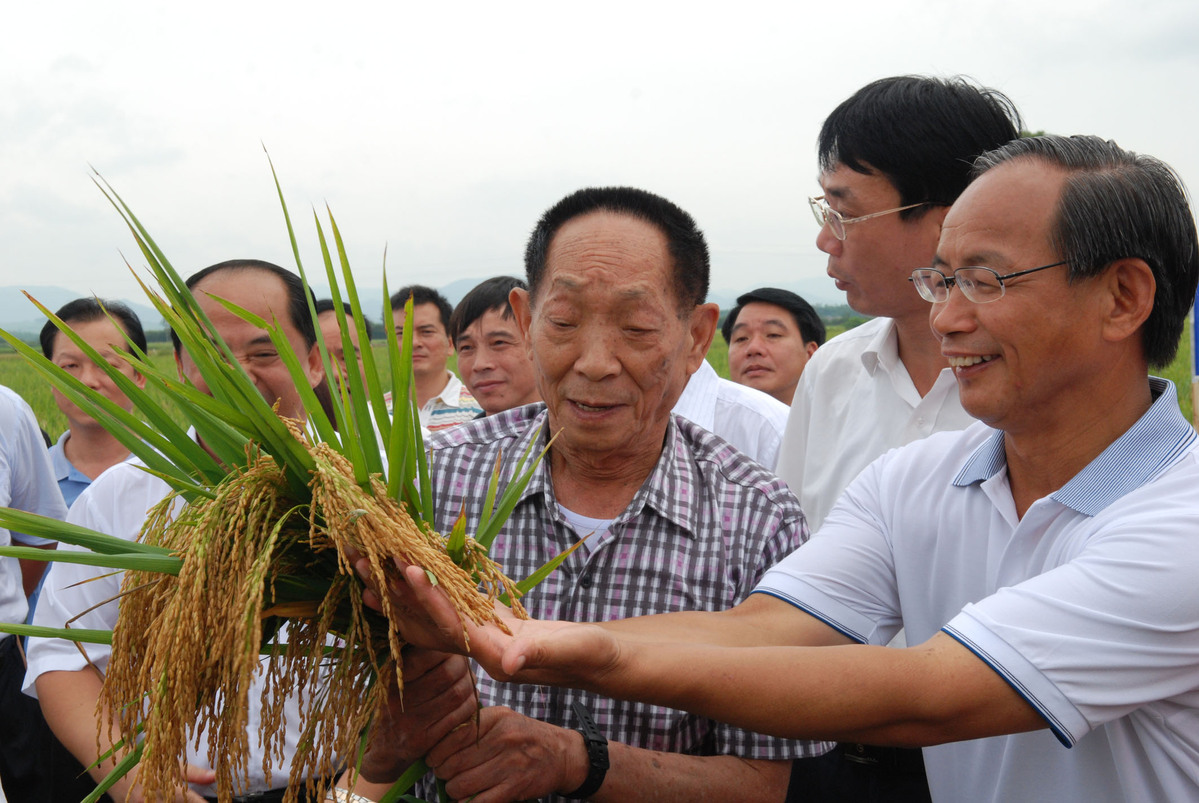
[1,321,1194,440]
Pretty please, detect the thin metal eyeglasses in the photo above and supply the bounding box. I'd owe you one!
[908,261,1070,304]
[808,195,929,240]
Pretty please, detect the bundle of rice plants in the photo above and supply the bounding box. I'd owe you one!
[0,163,565,803]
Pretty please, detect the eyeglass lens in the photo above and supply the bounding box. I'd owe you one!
[911,268,1006,303]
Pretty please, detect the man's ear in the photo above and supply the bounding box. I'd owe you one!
[509,287,533,358]
[1100,258,1156,347]
[805,340,819,358]
[686,303,719,374]
[303,341,325,389]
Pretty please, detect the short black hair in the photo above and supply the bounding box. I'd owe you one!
[448,276,527,344]
[524,187,709,313]
[721,288,826,347]
[973,135,1199,368]
[389,285,452,333]
[170,259,317,354]
[41,297,148,359]
[314,298,375,340]
[819,76,1022,218]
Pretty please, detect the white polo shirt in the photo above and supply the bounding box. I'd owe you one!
[673,360,789,470]
[757,378,1199,801]
[776,317,973,531]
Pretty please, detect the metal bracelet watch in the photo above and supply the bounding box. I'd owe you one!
[562,700,610,800]
[325,789,375,803]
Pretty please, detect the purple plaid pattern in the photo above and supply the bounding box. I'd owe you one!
[426,404,832,767]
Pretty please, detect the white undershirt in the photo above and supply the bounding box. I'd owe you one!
[557,504,613,554]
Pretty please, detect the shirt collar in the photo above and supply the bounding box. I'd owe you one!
[49,431,88,484]
[859,318,900,376]
[953,377,1197,515]
[431,372,464,407]
[511,409,699,539]
[672,361,718,430]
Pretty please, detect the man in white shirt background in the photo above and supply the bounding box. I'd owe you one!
[721,287,825,406]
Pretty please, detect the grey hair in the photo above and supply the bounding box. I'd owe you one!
[973,135,1199,367]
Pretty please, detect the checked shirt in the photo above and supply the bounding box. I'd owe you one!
[426,403,832,766]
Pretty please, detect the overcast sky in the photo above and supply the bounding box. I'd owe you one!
[3,0,1197,307]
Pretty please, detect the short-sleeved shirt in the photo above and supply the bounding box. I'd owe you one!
[0,386,66,630]
[757,377,1199,801]
[776,317,974,532]
[672,360,790,470]
[25,460,324,797]
[425,404,831,792]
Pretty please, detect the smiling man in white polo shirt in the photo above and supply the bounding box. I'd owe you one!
[384,135,1199,803]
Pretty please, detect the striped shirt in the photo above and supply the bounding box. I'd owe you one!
[425,404,831,796]
[384,372,482,432]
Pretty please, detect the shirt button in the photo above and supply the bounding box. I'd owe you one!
[579,574,593,589]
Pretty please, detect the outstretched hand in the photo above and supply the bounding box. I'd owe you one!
[356,556,622,687]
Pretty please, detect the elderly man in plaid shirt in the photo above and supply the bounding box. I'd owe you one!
[355,187,830,803]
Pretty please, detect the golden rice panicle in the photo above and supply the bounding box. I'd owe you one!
[98,425,527,802]
[103,450,307,800]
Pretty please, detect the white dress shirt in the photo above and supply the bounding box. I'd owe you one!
[776,317,974,532]
[673,360,789,470]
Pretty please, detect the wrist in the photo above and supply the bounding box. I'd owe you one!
[561,701,609,800]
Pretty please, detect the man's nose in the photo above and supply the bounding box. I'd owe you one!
[929,283,976,339]
[815,221,841,256]
[573,328,621,380]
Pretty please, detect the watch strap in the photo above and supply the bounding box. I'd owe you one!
[562,701,610,799]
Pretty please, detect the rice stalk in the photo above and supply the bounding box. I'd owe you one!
[0,159,567,802]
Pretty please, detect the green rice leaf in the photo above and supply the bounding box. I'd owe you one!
[82,728,143,803]
[379,759,435,803]
[446,508,468,566]
[0,509,172,555]
[0,623,114,645]
[17,294,223,484]
[480,452,503,536]
[330,212,392,441]
[501,539,587,606]
[0,327,221,492]
[0,545,182,575]
[475,426,553,550]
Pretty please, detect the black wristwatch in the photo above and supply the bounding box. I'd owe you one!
[562,701,610,799]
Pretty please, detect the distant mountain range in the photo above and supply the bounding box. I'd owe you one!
[0,276,846,338]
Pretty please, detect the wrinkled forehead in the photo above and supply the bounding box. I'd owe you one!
[543,211,674,285]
